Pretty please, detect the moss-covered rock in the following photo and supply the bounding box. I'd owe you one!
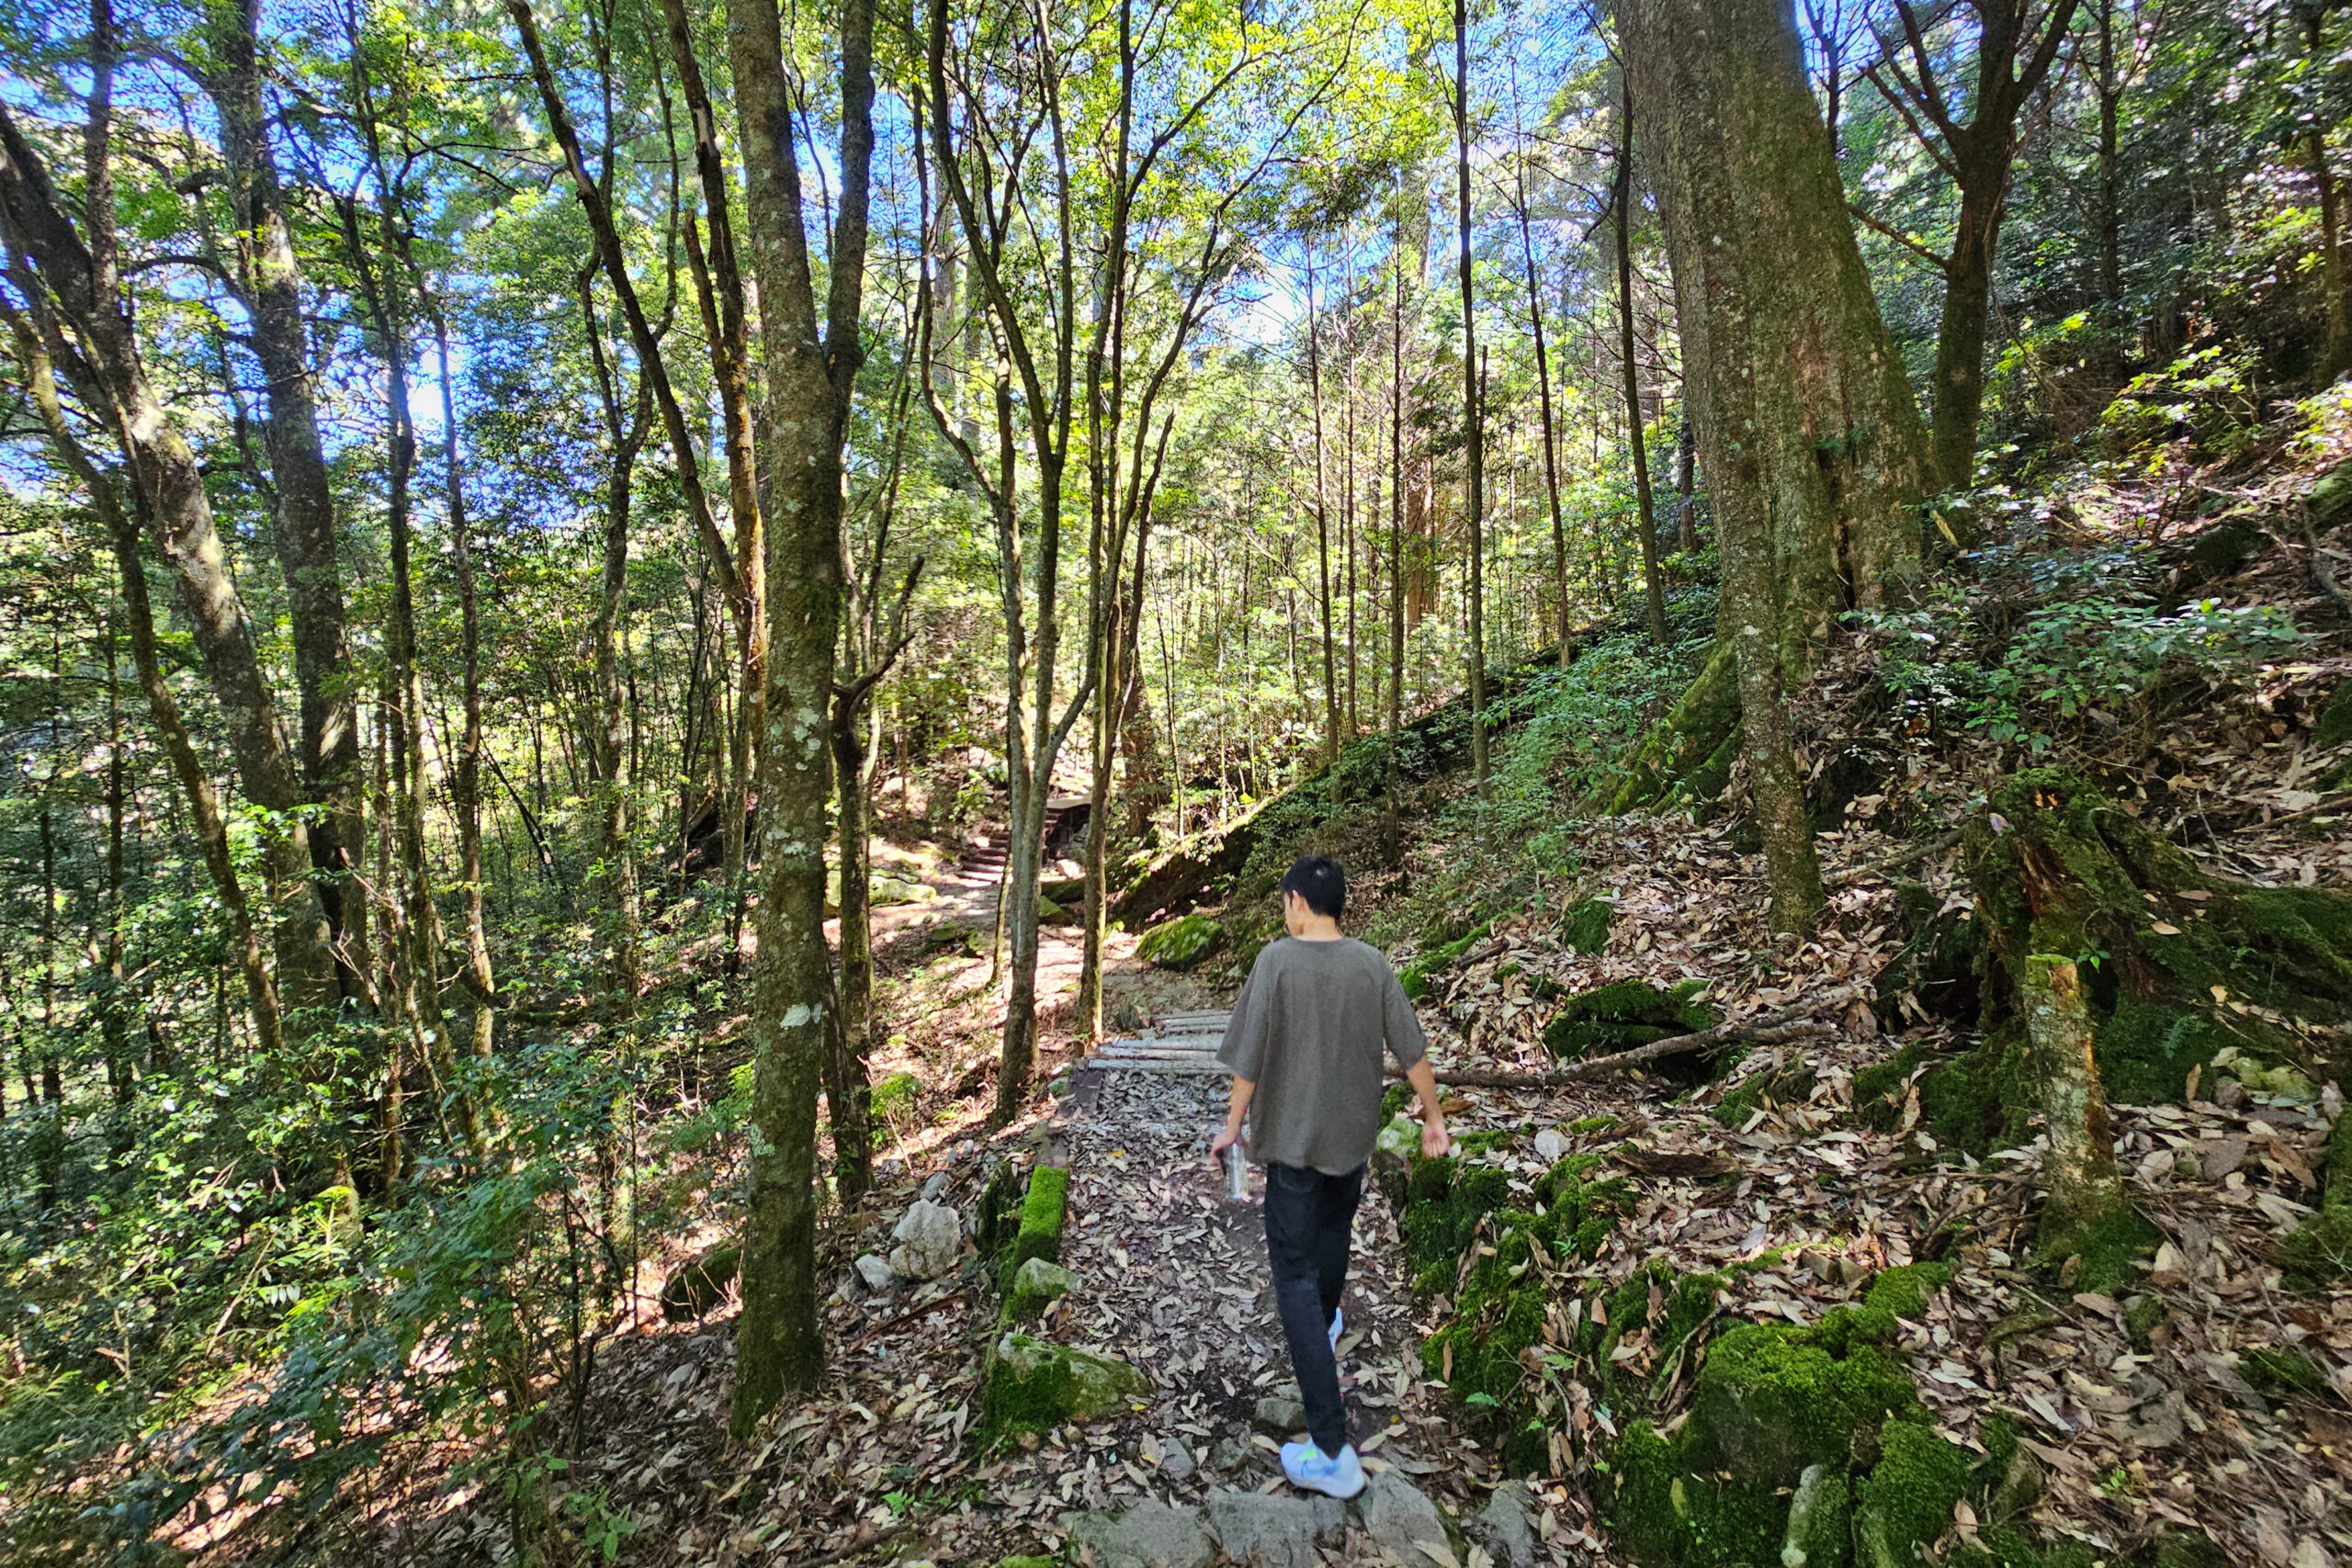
[2288,1106,2352,1280]
[1136,913,1225,970]
[1004,1258,1076,1323]
[1873,881,1986,1023]
[975,1159,1024,1257]
[1559,897,1615,955]
[1390,1154,1515,1280]
[1854,1423,1973,1568]
[1966,770,2352,1100]
[978,1333,1150,1440]
[1543,979,1720,1081]
[1604,638,1737,812]
[659,1243,741,1322]
[1606,1268,1950,1568]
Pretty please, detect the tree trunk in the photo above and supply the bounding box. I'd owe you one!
[726,0,876,1430]
[1614,88,1669,647]
[1454,0,1489,801]
[204,0,368,1007]
[1307,246,1341,770]
[1931,154,2009,490]
[424,301,494,1059]
[1515,166,1574,667]
[0,81,335,1021]
[594,375,648,1010]
[1611,0,1934,824]
[828,699,876,1207]
[5,308,287,1066]
[2018,956,2127,1239]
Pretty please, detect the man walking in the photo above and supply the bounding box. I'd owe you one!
[1209,855,1450,1499]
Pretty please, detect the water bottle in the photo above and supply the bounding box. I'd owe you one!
[1226,1142,1250,1201]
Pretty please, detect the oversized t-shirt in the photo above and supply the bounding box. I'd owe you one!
[1216,936,1428,1176]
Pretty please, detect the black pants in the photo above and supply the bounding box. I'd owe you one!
[1261,1160,1364,1457]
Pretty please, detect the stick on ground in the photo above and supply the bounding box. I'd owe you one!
[1404,984,1865,1090]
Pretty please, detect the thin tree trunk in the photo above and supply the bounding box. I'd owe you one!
[203,0,368,1006]
[4,308,286,1066]
[1453,0,1488,800]
[1306,245,1340,769]
[0,70,336,1021]
[1616,87,1669,647]
[1514,166,1573,665]
[726,0,877,1428]
[424,301,493,1058]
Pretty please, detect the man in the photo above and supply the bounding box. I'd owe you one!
[1210,855,1449,1499]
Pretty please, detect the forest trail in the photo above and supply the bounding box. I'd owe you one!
[579,790,2347,1568]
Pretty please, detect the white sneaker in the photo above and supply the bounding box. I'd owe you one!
[1328,1306,1344,1355]
[1281,1438,1366,1499]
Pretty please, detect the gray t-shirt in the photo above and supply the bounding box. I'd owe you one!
[1216,936,1429,1176]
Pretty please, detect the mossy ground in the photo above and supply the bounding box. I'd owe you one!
[1136,913,1224,969]
[1406,1153,1635,1472]
[1543,979,1720,1080]
[1608,1268,1954,1568]
[1400,918,1498,999]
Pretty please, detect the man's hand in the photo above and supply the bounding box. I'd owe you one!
[1210,1122,1240,1166]
[1404,1057,1450,1158]
[1420,1118,1451,1159]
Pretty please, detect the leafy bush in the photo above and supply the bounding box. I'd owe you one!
[1866,552,2304,755]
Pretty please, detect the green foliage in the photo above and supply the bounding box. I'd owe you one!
[1866,562,2306,756]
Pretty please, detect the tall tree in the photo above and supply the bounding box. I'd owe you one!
[1612,80,1668,647]
[1616,0,1936,929]
[0,22,339,1021]
[201,0,371,1005]
[726,0,879,1431]
[1862,0,2082,490]
[1453,0,1489,799]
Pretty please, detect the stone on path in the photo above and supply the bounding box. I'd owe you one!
[1472,1480,1537,1568]
[1065,1498,1215,1568]
[1251,1393,1306,1434]
[1206,1436,1261,1476]
[852,1253,895,1293]
[921,1170,951,1201]
[888,1199,962,1280]
[1353,1471,1452,1562]
[1204,1490,1345,1568]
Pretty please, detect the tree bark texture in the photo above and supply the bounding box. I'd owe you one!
[1453,0,1489,799]
[1616,0,1911,927]
[1619,0,1932,669]
[1613,86,1669,648]
[2018,955,2126,1238]
[204,0,368,999]
[5,306,286,1064]
[727,0,877,1430]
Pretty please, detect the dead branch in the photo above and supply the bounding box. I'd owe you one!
[1824,826,1966,888]
[1407,985,1865,1090]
